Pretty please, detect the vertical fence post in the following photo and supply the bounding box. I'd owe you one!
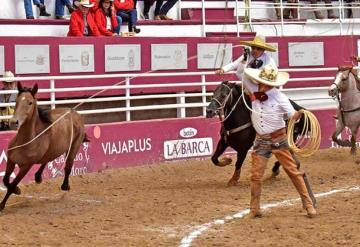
[201,74,207,117]
[235,0,239,37]
[177,92,186,118]
[126,77,131,121]
[201,0,206,37]
[50,79,56,110]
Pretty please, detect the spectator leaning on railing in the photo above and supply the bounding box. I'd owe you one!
[309,0,336,19]
[114,0,140,33]
[95,0,121,36]
[273,0,298,19]
[23,0,51,19]
[68,0,101,36]
[0,71,17,131]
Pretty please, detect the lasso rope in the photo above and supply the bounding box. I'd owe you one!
[287,109,321,157]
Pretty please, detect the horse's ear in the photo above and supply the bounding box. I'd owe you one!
[31,84,38,96]
[17,81,24,93]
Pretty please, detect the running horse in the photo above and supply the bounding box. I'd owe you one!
[328,65,360,162]
[206,81,307,186]
[0,82,89,211]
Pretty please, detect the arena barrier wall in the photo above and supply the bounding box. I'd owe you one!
[0,108,343,188]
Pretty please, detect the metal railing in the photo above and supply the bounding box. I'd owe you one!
[0,68,338,121]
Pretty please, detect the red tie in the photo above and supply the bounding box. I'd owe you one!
[252,92,268,102]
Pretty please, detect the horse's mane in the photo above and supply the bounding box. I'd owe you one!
[338,65,360,91]
[18,87,52,124]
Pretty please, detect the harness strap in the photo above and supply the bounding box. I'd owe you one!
[225,122,252,136]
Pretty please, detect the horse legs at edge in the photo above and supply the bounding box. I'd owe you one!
[271,161,281,177]
[350,127,359,163]
[35,163,47,184]
[0,165,32,211]
[227,149,248,186]
[332,121,351,147]
[211,137,229,167]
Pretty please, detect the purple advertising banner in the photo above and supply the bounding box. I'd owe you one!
[0,109,342,188]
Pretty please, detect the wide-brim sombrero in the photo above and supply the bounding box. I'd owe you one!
[75,0,94,8]
[2,71,15,83]
[244,65,289,87]
[240,35,277,52]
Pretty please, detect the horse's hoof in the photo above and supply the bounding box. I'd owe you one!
[355,159,360,164]
[35,175,42,184]
[217,157,232,167]
[14,186,21,195]
[271,169,280,177]
[61,184,70,191]
[227,179,238,186]
[0,203,5,211]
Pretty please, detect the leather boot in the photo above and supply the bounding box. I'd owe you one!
[37,4,51,17]
[249,153,268,215]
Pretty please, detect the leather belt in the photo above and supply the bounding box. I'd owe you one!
[257,128,286,140]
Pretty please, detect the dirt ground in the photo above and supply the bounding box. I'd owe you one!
[0,148,359,247]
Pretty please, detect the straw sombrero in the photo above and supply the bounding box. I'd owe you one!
[240,35,277,52]
[75,0,94,8]
[2,71,15,83]
[244,64,289,87]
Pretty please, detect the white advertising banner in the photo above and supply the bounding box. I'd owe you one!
[0,46,4,75]
[288,42,324,67]
[105,44,141,72]
[197,43,233,69]
[268,43,279,66]
[164,137,213,160]
[15,45,50,74]
[59,45,94,73]
[151,44,187,70]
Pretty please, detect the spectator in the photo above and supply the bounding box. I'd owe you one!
[274,0,298,19]
[55,0,75,19]
[95,0,121,36]
[345,0,353,18]
[0,71,17,131]
[114,0,140,33]
[67,0,101,36]
[309,0,336,19]
[154,0,179,20]
[142,0,162,20]
[23,0,51,19]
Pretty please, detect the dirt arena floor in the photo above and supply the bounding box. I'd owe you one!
[0,148,360,247]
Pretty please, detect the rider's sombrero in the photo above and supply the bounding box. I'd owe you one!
[2,71,15,83]
[244,64,289,87]
[240,35,277,52]
[75,0,94,8]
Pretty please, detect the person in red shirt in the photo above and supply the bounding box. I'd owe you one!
[68,0,101,36]
[95,0,121,36]
[114,0,140,33]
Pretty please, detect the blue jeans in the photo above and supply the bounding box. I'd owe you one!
[117,9,137,30]
[55,0,71,17]
[114,16,122,34]
[159,0,178,15]
[24,0,44,18]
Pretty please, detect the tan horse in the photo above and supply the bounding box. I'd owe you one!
[328,65,360,162]
[0,82,89,211]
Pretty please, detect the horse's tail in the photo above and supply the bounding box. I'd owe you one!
[83,133,90,143]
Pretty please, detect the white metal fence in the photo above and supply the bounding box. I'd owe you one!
[0,68,337,121]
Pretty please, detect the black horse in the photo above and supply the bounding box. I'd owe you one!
[206,81,306,186]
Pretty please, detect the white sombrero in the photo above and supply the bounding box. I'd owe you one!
[244,64,289,87]
[240,35,277,52]
[2,71,15,83]
[75,0,94,8]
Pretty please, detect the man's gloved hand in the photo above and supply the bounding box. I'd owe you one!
[243,47,250,61]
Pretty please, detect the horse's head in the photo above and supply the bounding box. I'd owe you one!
[328,65,356,97]
[10,82,38,129]
[206,81,236,118]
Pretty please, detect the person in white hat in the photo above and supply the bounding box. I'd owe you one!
[215,35,277,81]
[0,71,17,130]
[242,64,317,219]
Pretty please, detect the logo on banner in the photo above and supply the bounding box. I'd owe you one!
[47,142,90,178]
[164,127,213,160]
[101,138,152,155]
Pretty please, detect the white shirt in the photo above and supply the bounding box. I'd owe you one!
[222,52,276,81]
[243,79,296,135]
[106,16,112,30]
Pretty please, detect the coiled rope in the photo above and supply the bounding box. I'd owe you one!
[287,109,321,157]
